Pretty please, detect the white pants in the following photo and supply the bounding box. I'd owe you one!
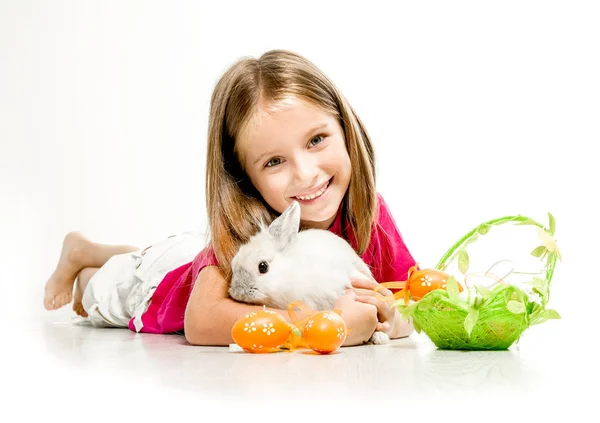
[81,232,206,332]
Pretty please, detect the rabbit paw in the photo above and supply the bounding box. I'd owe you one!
[369,331,390,345]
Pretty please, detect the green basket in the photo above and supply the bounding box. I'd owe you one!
[395,214,561,350]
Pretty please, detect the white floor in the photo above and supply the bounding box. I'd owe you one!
[5,297,596,422]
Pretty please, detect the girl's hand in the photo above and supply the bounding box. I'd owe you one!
[350,273,396,334]
[334,291,379,346]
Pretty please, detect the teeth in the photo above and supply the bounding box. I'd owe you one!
[296,183,328,201]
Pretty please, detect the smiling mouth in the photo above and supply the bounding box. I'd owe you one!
[293,178,331,201]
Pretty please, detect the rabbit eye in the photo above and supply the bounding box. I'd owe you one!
[258,261,269,274]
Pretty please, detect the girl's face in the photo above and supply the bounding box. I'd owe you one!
[237,97,351,230]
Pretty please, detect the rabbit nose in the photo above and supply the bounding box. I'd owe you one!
[229,268,254,301]
[229,280,247,301]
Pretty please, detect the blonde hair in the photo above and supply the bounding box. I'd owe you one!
[206,49,377,281]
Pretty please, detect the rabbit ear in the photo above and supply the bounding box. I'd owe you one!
[269,201,300,249]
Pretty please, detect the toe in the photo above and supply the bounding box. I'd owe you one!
[73,303,88,318]
[77,304,88,318]
[43,295,54,310]
[55,292,72,309]
[54,295,64,308]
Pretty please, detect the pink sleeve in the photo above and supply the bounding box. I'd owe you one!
[368,193,417,283]
[130,244,220,334]
[190,245,219,280]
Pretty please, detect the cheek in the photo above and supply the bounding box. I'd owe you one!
[255,173,291,205]
[324,143,351,178]
[264,174,288,192]
[340,153,352,175]
[255,278,269,293]
[254,278,276,301]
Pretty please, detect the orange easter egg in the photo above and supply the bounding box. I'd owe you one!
[409,268,463,301]
[302,311,347,354]
[231,309,292,353]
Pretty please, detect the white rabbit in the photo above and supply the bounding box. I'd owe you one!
[228,200,390,345]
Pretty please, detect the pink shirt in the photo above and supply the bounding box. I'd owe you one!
[129,193,416,334]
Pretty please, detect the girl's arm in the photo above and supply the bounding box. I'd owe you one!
[184,266,379,347]
[352,277,414,340]
[361,193,416,339]
[387,310,414,339]
[184,266,289,346]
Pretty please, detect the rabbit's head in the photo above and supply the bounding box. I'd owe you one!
[228,201,301,306]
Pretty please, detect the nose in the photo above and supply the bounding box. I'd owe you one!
[229,267,254,301]
[292,153,319,186]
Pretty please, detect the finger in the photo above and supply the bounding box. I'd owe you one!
[356,295,396,323]
[356,295,392,314]
[377,321,392,332]
[351,277,394,297]
[374,286,394,297]
[342,290,357,300]
[355,294,378,305]
[352,286,394,299]
[352,288,378,297]
[350,277,380,290]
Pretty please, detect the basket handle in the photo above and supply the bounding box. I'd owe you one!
[434,215,558,286]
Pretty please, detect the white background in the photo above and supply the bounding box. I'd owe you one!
[1,0,599,420]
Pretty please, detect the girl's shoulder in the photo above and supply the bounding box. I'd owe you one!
[191,242,219,270]
[329,192,394,240]
[374,192,396,228]
[370,191,414,258]
[368,192,417,282]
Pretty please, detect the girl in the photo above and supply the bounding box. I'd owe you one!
[43,49,417,347]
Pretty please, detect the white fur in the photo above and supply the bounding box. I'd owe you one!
[229,201,389,345]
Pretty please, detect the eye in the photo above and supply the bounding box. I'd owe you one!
[309,134,325,147]
[265,157,282,168]
[258,261,269,274]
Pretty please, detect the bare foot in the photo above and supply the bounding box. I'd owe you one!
[72,268,95,318]
[72,279,88,318]
[44,232,90,311]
